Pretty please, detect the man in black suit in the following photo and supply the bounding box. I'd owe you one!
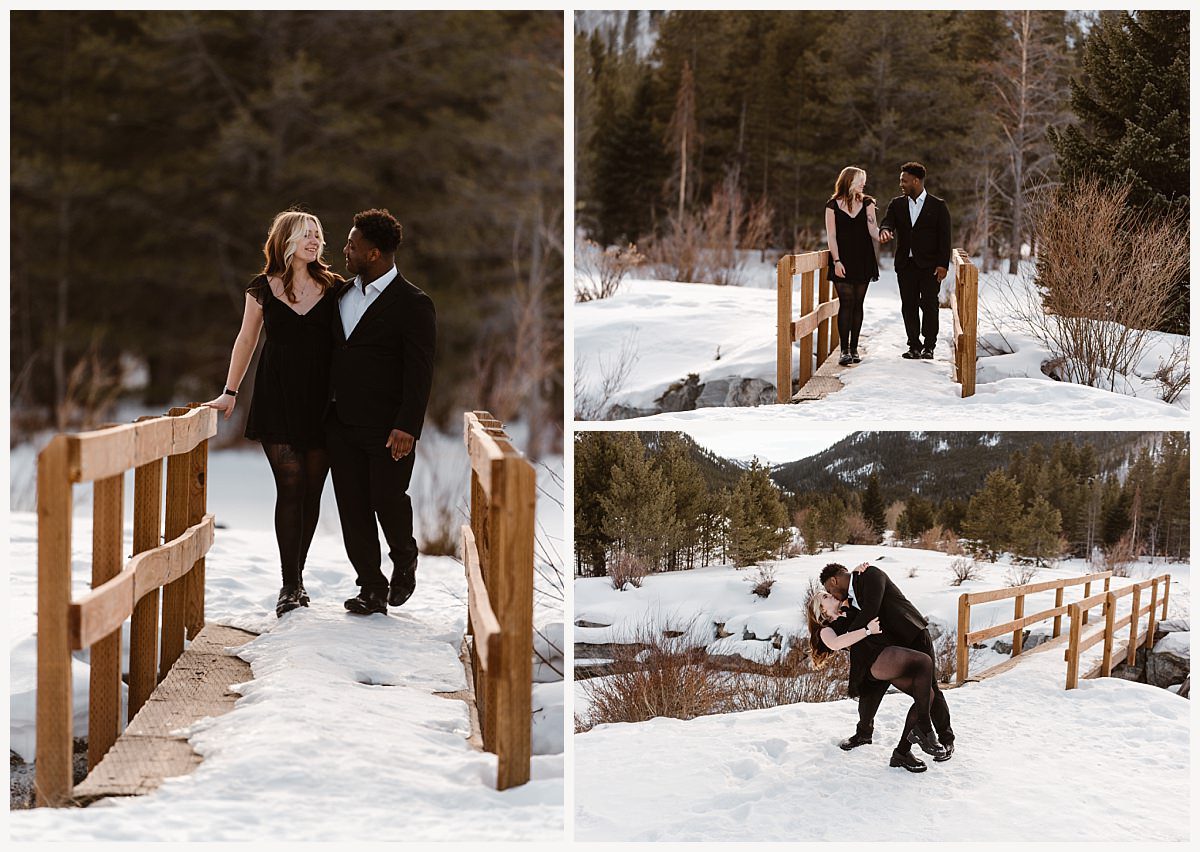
[821,562,955,769]
[878,162,952,360]
[329,208,436,615]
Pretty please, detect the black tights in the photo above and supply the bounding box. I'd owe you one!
[834,281,868,353]
[262,443,330,587]
[868,646,936,753]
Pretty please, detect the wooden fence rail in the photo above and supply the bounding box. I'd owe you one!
[776,250,838,402]
[461,410,535,790]
[36,404,217,806]
[1065,574,1171,689]
[956,570,1112,685]
[949,249,978,398]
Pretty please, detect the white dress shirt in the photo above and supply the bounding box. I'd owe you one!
[340,264,398,339]
[848,574,860,610]
[907,190,927,258]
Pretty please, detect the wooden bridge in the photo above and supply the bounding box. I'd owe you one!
[33,406,536,806]
[776,249,978,402]
[954,569,1172,690]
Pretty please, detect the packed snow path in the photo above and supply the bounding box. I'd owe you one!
[10,520,563,841]
[573,268,1190,423]
[575,645,1189,842]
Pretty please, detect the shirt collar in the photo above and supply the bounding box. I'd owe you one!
[355,264,398,294]
[847,574,859,608]
[910,189,927,206]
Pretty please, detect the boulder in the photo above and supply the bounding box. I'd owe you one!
[1146,631,1190,689]
[714,622,733,639]
[656,373,702,412]
[696,376,776,408]
[574,619,610,629]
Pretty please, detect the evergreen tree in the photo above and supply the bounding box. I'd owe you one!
[600,432,678,569]
[964,470,1022,560]
[728,459,788,566]
[861,472,887,535]
[654,432,708,570]
[896,495,935,541]
[1014,495,1063,566]
[815,495,848,551]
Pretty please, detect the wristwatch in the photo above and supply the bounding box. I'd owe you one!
[223,386,238,397]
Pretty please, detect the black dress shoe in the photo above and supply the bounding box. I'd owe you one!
[934,740,954,762]
[908,726,948,758]
[839,732,872,751]
[850,351,862,363]
[344,588,388,616]
[901,348,922,359]
[388,557,417,607]
[297,582,310,607]
[838,352,853,366]
[920,348,934,359]
[276,584,306,617]
[890,749,927,773]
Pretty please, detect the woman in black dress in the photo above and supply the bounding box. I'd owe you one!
[807,577,947,772]
[205,211,343,616]
[825,166,880,366]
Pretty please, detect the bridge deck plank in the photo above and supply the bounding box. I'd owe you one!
[789,349,850,402]
[73,623,256,803]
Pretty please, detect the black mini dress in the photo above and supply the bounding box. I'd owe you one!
[826,196,880,285]
[243,274,338,450]
[828,612,889,698]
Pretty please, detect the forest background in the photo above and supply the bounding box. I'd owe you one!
[11,10,564,458]
[574,9,1189,332]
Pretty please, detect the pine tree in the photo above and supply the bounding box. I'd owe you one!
[896,495,935,541]
[964,470,1022,561]
[600,432,678,570]
[861,472,887,535]
[815,495,848,551]
[728,460,788,566]
[654,432,708,570]
[1014,495,1063,566]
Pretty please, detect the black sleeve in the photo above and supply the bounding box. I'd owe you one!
[844,567,885,632]
[246,274,269,306]
[392,292,436,439]
[937,199,952,268]
[879,198,896,233]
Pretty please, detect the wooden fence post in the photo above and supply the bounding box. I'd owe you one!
[798,269,814,388]
[1052,586,1064,638]
[129,456,163,719]
[160,408,192,678]
[88,472,124,770]
[1012,594,1024,657]
[1066,603,1081,690]
[776,257,793,403]
[1126,584,1141,666]
[956,594,969,684]
[959,258,977,398]
[1082,580,1092,625]
[817,265,831,364]
[824,264,838,355]
[1101,592,1117,676]
[35,436,74,807]
[1146,579,1160,652]
[184,419,208,639]
[1160,575,1170,619]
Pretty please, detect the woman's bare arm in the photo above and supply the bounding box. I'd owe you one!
[866,201,880,242]
[203,294,264,419]
[820,617,881,650]
[825,206,844,278]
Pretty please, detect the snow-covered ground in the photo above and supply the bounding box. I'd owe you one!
[574,545,1190,841]
[8,428,563,840]
[573,259,1190,424]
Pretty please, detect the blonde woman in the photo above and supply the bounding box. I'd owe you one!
[205,211,344,616]
[825,166,880,365]
[806,567,946,772]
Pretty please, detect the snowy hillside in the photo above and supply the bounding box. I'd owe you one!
[573,261,1190,424]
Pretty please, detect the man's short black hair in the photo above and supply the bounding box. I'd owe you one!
[901,161,926,180]
[353,208,403,254]
[819,563,848,585]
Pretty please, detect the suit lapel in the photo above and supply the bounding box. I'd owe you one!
[347,275,404,342]
[333,280,353,343]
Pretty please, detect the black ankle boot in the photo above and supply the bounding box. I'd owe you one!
[850,349,862,363]
[276,584,305,617]
[890,749,927,773]
[908,725,947,758]
[838,351,852,366]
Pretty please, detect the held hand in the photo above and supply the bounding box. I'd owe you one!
[203,394,236,421]
[867,617,882,635]
[833,260,845,277]
[878,229,893,245]
[853,562,870,573]
[386,429,416,461]
[935,266,948,282]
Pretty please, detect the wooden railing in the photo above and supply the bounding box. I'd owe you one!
[1065,574,1171,689]
[36,404,217,806]
[461,411,535,790]
[949,249,978,398]
[776,250,838,402]
[956,570,1112,685]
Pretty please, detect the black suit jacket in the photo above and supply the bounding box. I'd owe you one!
[843,565,928,646]
[879,192,951,272]
[330,273,436,439]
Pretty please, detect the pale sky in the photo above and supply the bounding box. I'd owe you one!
[682,427,855,467]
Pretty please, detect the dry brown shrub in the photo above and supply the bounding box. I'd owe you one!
[885,501,905,535]
[1004,562,1039,587]
[995,178,1189,392]
[933,629,987,685]
[844,511,880,545]
[748,563,777,598]
[949,556,983,586]
[575,238,645,302]
[608,551,650,591]
[1103,533,1138,578]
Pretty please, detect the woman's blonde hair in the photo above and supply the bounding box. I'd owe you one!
[262,210,339,302]
[830,166,867,206]
[805,590,836,669]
